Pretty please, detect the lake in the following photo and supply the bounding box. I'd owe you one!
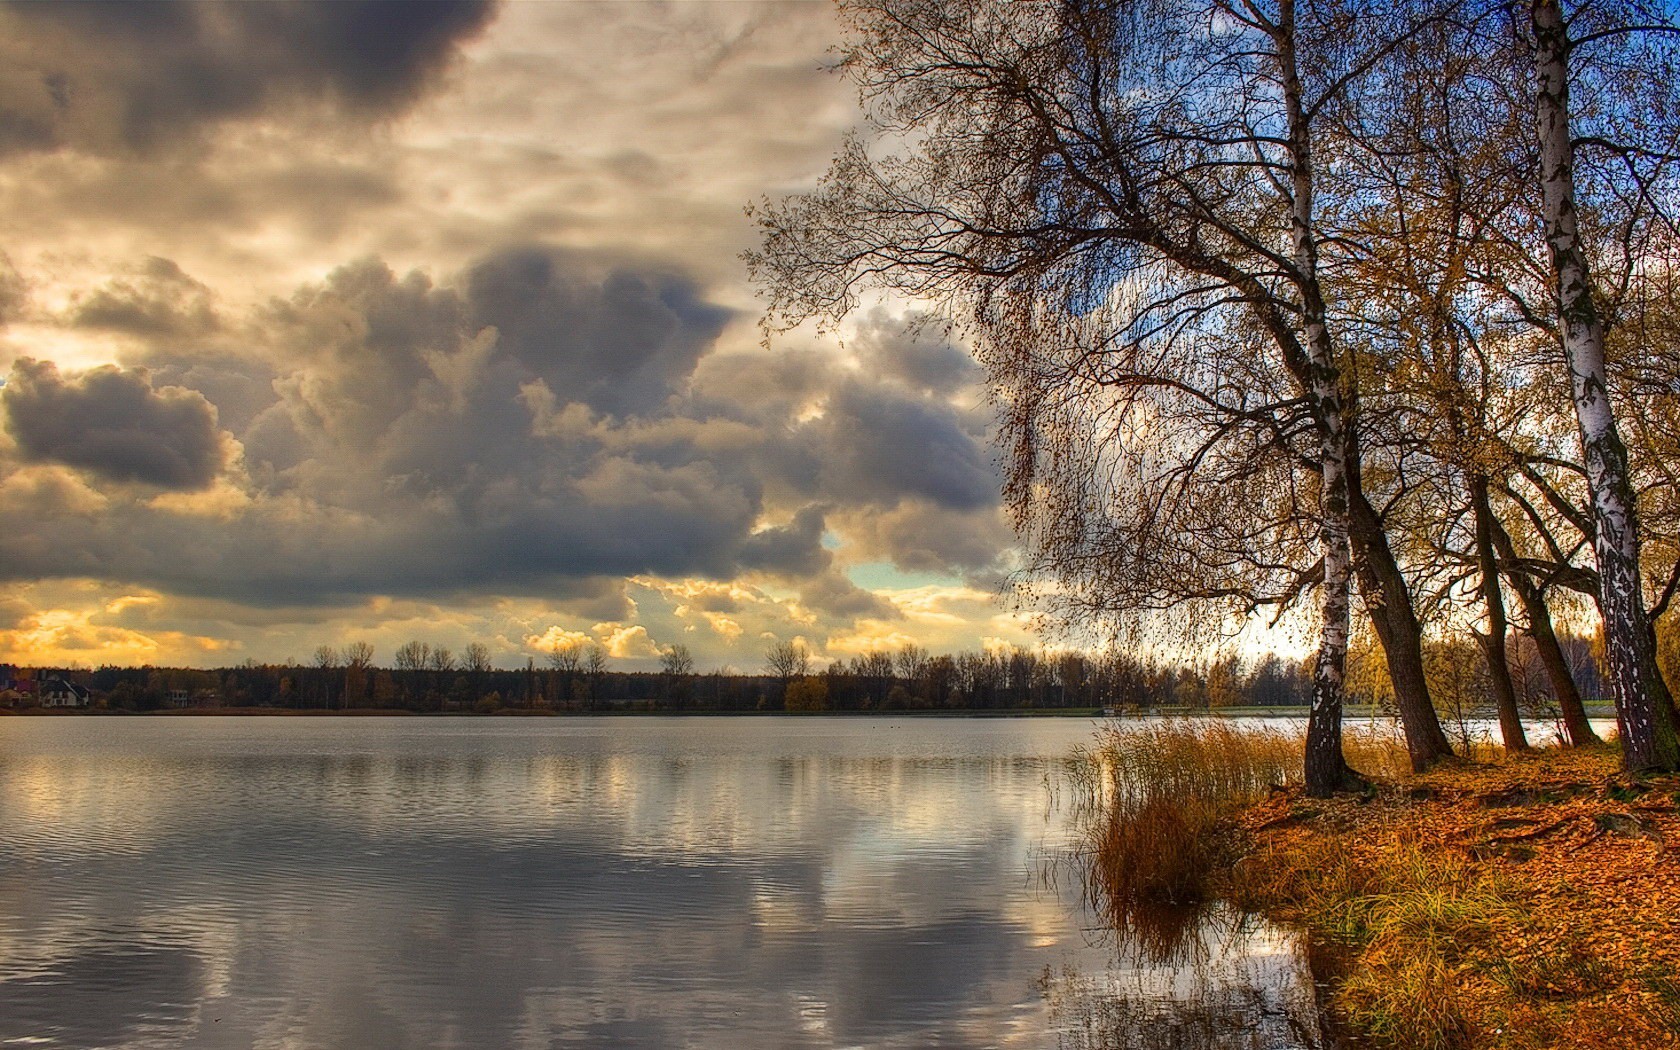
[0,716,1329,1049]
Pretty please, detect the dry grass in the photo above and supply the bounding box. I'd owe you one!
[1071,719,1301,907]
[1231,744,1680,1049]
[1228,834,1505,1049]
[1075,721,1680,1049]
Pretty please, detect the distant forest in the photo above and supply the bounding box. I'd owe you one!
[7,632,1609,717]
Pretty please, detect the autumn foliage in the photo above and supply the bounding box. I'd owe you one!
[1233,746,1680,1048]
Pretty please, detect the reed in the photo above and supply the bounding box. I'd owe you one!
[1072,719,1301,907]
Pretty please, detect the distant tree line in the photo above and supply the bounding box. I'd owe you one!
[19,628,1613,720]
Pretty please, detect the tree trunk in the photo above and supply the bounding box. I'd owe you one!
[1473,476,1530,751]
[1280,0,1356,798]
[1487,509,1601,745]
[1646,619,1680,729]
[1532,0,1679,770]
[1348,478,1457,769]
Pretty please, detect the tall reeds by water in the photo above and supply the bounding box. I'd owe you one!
[1069,719,1305,907]
[1070,718,1423,909]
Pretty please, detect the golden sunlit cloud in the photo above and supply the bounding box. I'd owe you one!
[592,622,661,659]
[824,622,921,657]
[145,473,254,519]
[1,606,234,667]
[525,626,591,654]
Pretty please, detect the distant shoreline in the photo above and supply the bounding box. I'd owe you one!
[0,704,1618,720]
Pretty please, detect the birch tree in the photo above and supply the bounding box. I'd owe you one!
[752,0,1467,793]
[1511,0,1678,768]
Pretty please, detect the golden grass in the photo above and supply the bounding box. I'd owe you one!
[1228,834,1505,1049]
[1070,719,1300,909]
[1230,746,1680,1049]
[1076,721,1680,1049]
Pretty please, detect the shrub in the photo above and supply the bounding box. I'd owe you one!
[784,677,828,712]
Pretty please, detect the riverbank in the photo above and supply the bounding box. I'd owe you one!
[1229,745,1680,1049]
[2,702,1508,719]
[0,703,1363,718]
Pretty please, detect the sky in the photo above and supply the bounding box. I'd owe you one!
[0,0,1040,672]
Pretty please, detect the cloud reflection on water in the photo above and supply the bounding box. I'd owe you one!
[0,718,1328,1048]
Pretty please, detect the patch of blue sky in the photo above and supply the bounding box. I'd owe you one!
[846,561,962,592]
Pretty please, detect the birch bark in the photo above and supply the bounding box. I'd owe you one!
[1276,0,1357,796]
[1531,0,1679,769]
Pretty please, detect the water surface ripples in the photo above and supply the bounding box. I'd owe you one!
[0,716,1329,1049]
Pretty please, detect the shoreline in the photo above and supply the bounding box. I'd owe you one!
[6,703,1584,720]
[1227,746,1680,1049]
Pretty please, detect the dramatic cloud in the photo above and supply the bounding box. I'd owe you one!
[0,2,1039,668]
[0,0,497,154]
[464,247,731,415]
[0,254,24,324]
[67,257,219,339]
[3,357,225,489]
[818,382,997,512]
[851,310,981,396]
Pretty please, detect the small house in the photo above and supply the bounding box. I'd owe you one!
[39,677,91,708]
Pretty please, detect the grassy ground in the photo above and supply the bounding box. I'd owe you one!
[1232,744,1680,1049]
[1077,723,1680,1049]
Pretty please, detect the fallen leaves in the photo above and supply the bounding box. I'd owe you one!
[1232,744,1680,1050]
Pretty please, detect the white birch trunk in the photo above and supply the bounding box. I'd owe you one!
[1278,0,1354,797]
[1532,0,1679,770]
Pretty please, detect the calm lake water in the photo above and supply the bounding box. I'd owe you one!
[0,716,1328,1049]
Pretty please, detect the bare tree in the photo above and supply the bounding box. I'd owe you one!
[428,647,456,674]
[343,641,375,670]
[751,0,1469,790]
[463,642,493,675]
[585,643,609,678]
[765,640,810,705]
[546,641,582,674]
[660,644,695,677]
[661,643,695,707]
[340,640,375,711]
[894,644,929,685]
[394,640,430,673]
[310,644,341,709]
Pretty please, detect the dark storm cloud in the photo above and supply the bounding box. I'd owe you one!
[0,0,498,154]
[820,382,998,512]
[0,244,1006,608]
[736,503,830,576]
[0,249,754,604]
[845,503,1017,579]
[2,357,224,489]
[142,354,278,435]
[800,571,901,620]
[465,247,731,415]
[68,257,219,338]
